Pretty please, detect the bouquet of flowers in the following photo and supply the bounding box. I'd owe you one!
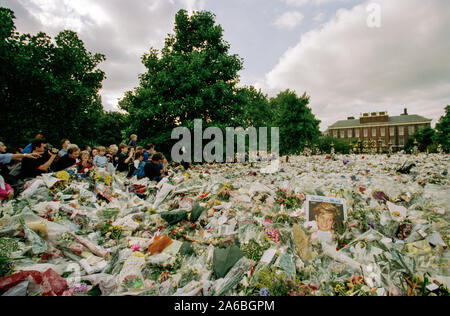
[275,188,304,210]
[122,274,144,291]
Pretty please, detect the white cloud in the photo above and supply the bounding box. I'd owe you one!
[259,0,450,130]
[314,12,325,22]
[4,0,207,111]
[273,11,304,30]
[282,0,351,7]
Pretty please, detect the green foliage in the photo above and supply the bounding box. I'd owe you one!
[235,86,275,128]
[318,136,355,154]
[272,90,321,155]
[434,105,450,153]
[0,256,14,277]
[0,7,107,149]
[255,267,291,296]
[240,239,270,262]
[120,10,245,157]
[93,111,128,147]
[405,126,436,153]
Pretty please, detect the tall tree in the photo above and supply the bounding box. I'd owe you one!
[406,126,436,153]
[235,86,275,128]
[120,10,244,156]
[272,90,321,155]
[434,105,450,153]
[0,7,106,148]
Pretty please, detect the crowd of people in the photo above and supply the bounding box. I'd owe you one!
[0,134,169,201]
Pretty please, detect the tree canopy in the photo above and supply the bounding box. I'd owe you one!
[120,10,247,156]
[272,90,321,155]
[0,7,107,149]
[434,105,450,153]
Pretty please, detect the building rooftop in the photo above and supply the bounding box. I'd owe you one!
[329,114,432,129]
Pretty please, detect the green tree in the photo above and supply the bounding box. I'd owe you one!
[434,106,450,153]
[119,10,245,157]
[272,90,321,155]
[0,7,106,148]
[318,136,355,154]
[93,111,128,147]
[235,86,275,128]
[405,126,436,153]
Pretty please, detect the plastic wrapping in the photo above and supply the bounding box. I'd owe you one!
[0,153,448,296]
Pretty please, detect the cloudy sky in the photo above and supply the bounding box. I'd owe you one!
[1,0,449,130]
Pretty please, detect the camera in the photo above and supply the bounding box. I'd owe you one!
[45,144,58,155]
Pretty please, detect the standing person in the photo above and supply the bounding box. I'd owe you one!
[93,146,108,169]
[53,144,80,172]
[143,144,155,162]
[1,140,41,180]
[133,151,146,179]
[128,134,138,151]
[22,134,44,154]
[117,144,134,174]
[20,138,59,179]
[108,145,119,167]
[59,139,71,157]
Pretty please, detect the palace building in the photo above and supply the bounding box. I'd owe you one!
[327,109,432,150]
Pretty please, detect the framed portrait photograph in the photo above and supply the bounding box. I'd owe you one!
[305,196,347,243]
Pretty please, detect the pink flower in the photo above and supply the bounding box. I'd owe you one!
[131,244,140,252]
[298,192,305,201]
[267,229,280,243]
[265,218,273,224]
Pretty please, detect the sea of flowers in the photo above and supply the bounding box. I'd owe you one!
[0,153,449,296]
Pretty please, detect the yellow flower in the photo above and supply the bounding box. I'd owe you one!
[109,226,113,231]
[133,252,145,258]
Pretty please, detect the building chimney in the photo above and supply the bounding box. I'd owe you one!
[403,108,408,116]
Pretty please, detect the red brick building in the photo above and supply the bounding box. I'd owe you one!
[327,109,432,150]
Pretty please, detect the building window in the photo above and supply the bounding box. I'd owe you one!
[390,127,395,136]
[390,137,396,146]
[399,127,404,136]
[348,129,353,138]
[381,128,385,137]
[372,128,377,137]
[399,137,404,146]
[333,130,338,138]
[364,128,368,137]
[340,130,345,138]
[355,129,360,138]
[408,126,414,135]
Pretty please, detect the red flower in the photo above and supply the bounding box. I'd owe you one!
[352,275,363,285]
[171,230,176,235]
[359,187,366,193]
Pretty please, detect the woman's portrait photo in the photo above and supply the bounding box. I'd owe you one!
[305,196,347,243]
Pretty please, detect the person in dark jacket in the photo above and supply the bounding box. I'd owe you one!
[53,144,80,172]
